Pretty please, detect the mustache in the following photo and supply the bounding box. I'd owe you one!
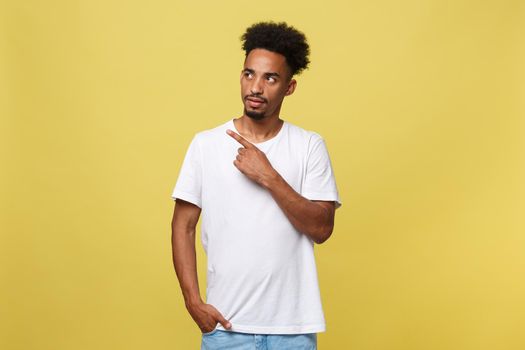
[245,95,267,103]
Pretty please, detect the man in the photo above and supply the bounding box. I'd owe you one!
[171,21,342,350]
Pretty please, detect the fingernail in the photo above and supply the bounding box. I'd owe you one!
[226,322,231,328]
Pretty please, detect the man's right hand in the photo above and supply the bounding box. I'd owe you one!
[187,300,232,333]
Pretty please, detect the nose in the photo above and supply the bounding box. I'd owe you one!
[250,76,264,95]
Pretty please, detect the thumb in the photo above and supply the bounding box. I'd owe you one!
[215,311,232,329]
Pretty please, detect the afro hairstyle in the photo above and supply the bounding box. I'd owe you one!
[240,21,310,78]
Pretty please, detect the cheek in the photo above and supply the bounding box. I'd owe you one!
[270,87,287,101]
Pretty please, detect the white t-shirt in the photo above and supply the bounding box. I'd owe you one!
[171,118,342,334]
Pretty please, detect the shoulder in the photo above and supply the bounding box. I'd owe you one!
[285,120,325,151]
[190,119,232,146]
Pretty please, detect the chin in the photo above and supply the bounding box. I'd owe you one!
[245,108,266,121]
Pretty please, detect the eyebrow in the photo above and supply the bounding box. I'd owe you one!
[243,68,281,78]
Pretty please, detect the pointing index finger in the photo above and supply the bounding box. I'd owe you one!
[226,129,254,148]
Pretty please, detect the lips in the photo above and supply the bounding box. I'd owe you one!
[247,97,265,102]
[246,97,266,108]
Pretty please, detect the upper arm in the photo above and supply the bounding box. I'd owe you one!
[302,135,342,209]
[171,134,203,208]
[171,198,202,235]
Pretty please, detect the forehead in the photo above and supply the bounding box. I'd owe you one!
[243,48,289,74]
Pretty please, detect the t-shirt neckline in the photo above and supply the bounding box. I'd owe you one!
[229,118,287,147]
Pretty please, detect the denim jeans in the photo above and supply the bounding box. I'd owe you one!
[201,329,317,350]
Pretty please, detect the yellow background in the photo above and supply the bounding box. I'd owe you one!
[2,1,524,349]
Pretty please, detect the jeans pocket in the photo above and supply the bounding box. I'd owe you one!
[201,328,219,336]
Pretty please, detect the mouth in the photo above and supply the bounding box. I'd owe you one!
[246,97,266,108]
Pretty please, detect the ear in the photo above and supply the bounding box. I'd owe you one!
[285,79,297,96]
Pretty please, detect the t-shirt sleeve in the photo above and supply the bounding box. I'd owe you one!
[301,134,342,209]
[171,134,202,208]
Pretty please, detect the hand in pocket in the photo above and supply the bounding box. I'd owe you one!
[187,301,232,333]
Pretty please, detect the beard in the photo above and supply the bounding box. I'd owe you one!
[244,107,266,121]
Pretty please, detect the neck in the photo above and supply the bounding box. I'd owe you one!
[234,115,284,144]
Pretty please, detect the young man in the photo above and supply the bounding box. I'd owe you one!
[171,21,342,350]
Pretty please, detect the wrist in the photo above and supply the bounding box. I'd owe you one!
[184,295,203,310]
[261,169,281,190]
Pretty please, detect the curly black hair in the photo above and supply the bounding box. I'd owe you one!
[240,21,310,77]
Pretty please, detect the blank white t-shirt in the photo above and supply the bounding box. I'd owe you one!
[171,118,342,334]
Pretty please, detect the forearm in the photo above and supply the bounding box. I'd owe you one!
[261,171,333,243]
[171,225,202,308]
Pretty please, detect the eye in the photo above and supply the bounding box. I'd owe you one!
[244,71,253,79]
[267,76,276,83]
